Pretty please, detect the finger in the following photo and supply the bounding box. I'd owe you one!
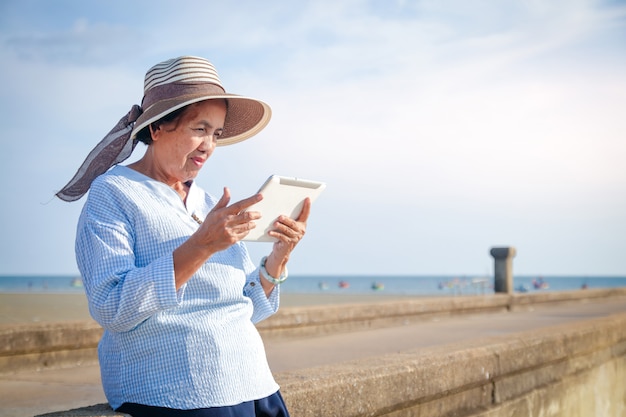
[229,208,261,229]
[229,193,263,214]
[276,217,300,234]
[234,219,257,234]
[296,198,312,223]
[224,220,256,242]
[273,219,305,241]
[210,187,231,213]
[277,213,306,232]
[239,209,262,222]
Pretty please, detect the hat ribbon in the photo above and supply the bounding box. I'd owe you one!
[56,105,143,202]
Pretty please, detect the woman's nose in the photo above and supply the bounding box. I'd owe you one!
[200,135,218,151]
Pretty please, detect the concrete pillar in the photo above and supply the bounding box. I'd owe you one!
[490,247,516,294]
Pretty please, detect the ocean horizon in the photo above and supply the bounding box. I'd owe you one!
[1,274,625,296]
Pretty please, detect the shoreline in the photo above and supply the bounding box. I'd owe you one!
[0,292,420,325]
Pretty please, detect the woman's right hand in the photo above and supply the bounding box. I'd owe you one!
[173,187,263,289]
[195,187,263,253]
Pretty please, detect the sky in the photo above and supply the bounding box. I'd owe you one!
[0,0,625,277]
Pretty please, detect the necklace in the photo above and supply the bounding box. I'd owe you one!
[191,213,203,225]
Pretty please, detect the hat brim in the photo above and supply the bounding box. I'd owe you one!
[131,93,271,147]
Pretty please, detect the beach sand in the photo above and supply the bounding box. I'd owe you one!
[0,292,417,325]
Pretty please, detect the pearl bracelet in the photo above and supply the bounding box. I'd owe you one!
[260,256,288,285]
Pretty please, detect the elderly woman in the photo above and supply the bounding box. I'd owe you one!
[57,56,308,416]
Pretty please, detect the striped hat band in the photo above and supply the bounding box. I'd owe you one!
[143,56,222,91]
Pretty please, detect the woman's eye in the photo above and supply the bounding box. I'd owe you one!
[193,127,222,137]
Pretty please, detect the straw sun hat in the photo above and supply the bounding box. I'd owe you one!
[56,56,272,202]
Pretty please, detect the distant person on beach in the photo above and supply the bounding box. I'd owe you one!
[56,56,310,416]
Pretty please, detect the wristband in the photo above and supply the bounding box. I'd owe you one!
[260,256,288,285]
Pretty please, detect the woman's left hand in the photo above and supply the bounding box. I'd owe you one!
[261,198,311,287]
[270,197,311,256]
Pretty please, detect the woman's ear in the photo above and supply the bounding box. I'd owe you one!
[148,123,160,141]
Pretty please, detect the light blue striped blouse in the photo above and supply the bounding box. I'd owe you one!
[75,165,280,410]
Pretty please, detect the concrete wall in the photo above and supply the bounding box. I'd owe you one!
[0,322,102,373]
[258,288,626,338]
[5,288,624,417]
[277,312,626,417]
[5,288,626,374]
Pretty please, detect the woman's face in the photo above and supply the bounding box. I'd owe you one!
[150,99,227,184]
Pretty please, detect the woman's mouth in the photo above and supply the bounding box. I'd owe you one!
[191,157,206,167]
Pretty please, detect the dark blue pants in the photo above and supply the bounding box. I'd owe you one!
[116,391,290,417]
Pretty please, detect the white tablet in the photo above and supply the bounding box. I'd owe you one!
[243,175,326,242]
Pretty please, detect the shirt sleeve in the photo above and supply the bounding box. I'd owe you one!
[239,244,280,324]
[76,185,183,333]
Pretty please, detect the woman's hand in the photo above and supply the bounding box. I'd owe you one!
[260,198,311,292]
[195,187,263,253]
[269,197,311,257]
[173,187,262,289]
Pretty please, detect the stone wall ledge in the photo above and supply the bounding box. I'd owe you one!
[36,311,626,417]
[2,287,626,374]
[258,287,626,337]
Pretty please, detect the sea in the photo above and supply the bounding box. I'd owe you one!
[1,274,625,296]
